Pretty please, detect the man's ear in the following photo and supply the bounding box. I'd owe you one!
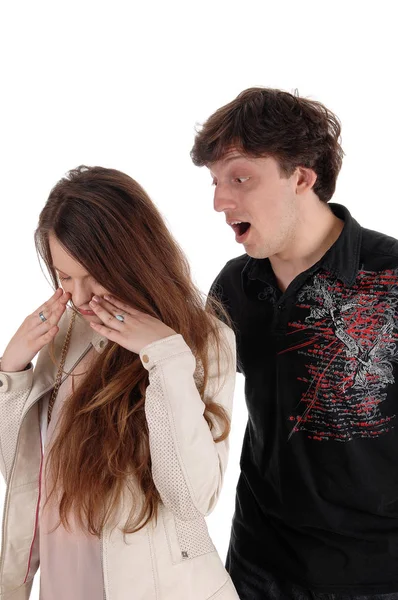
[295,167,317,194]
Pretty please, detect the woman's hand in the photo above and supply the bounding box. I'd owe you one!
[88,294,176,354]
[1,288,71,372]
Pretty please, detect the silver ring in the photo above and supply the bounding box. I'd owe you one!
[39,311,47,323]
[115,314,125,323]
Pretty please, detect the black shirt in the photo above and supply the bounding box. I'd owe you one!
[211,204,398,593]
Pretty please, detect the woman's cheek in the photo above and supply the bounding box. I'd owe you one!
[96,286,110,297]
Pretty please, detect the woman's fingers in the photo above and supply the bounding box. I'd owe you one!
[89,321,121,343]
[59,291,71,306]
[34,288,63,319]
[31,290,70,328]
[89,296,126,329]
[103,294,139,316]
[32,298,68,338]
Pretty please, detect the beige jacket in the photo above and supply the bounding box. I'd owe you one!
[0,310,239,600]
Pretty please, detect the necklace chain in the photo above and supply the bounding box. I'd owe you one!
[47,311,76,426]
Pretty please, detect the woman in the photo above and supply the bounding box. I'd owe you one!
[0,166,239,600]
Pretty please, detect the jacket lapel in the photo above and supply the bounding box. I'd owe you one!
[22,308,106,416]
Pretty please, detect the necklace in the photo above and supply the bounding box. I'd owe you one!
[47,311,76,425]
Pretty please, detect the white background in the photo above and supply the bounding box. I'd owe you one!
[0,1,397,597]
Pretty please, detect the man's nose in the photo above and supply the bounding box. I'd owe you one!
[213,185,237,213]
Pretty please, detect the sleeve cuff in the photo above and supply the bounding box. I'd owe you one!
[0,364,33,393]
[139,334,192,371]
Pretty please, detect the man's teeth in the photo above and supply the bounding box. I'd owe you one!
[230,221,242,225]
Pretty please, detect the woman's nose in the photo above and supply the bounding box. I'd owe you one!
[72,282,93,308]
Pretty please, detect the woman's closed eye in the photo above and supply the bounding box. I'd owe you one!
[57,271,98,283]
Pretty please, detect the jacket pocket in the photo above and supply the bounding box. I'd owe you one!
[161,506,215,564]
[207,578,239,600]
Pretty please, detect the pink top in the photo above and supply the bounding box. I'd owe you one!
[39,347,104,600]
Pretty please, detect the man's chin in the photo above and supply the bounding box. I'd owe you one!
[244,245,270,260]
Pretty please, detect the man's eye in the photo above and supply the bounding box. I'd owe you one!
[234,177,250,184]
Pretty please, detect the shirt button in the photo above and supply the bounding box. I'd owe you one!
[142,355,149,364]
[0,374,9,392]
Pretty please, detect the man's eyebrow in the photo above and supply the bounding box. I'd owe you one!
[215,155,245,167]
[223,155,246,163]
[210,155,250,176]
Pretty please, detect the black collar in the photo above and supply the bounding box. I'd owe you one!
[243,203,362,289]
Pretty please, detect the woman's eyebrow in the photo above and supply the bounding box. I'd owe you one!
[53,266,90,278]
[53,266,73,277]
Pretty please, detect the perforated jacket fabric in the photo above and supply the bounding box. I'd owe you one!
[0,310,239,600]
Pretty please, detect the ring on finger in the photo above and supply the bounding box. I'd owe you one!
[115,313,126,323]
[39,311,47,323]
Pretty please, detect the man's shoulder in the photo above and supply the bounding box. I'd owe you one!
[213,253,250,281]
[361,225,398,268]
[211,253,250,295]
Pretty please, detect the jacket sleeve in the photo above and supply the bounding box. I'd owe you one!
[0,364,34,483]
[141,322,236,520]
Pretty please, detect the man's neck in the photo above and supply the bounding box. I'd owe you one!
[270,201,344,293]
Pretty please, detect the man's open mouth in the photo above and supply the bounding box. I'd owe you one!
[230,221,251,237]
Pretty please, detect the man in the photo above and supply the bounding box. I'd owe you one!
[191,88,398,599]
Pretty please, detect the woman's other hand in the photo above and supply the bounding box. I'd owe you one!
[0,288,70,372]
[88,294,176,354]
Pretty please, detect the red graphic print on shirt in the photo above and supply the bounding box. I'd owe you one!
[286,270,398,441]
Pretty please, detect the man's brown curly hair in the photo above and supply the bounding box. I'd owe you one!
[191,87,344,202]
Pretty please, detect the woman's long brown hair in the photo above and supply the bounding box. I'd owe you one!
[35,166,231,536]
